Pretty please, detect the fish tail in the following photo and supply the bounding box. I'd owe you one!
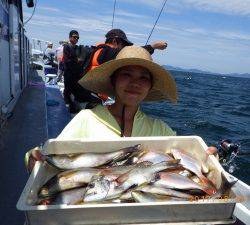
[112,145,142,163]
[45,156,61,169]
[122,144,142,154]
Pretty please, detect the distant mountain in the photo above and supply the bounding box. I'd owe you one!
[226,73,250,78]
[163,65,250,78]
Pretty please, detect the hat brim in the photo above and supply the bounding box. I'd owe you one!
[123,39,133,46]
[79,58,178,103]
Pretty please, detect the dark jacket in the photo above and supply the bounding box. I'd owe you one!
[63,43,82,81]
[96,45,154,65]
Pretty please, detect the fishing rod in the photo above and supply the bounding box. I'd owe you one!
[111,0,117,28]
[145,0,168,45]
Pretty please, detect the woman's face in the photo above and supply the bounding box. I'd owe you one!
[114,65,152,106]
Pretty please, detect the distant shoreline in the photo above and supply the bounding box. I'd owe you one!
[163,65,250,79]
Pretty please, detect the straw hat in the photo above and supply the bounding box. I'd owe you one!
[79,46,178,103]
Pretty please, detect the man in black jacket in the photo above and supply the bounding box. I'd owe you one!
[63,30,100,112]
[63,30,79,111]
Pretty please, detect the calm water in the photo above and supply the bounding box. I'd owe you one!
[142,71,250,185]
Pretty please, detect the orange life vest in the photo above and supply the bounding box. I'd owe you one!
[88,43,114,71]
[87,43,115,102]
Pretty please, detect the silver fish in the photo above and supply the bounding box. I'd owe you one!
[46,144,141,170]
[155,172,216,196]
[49,187,87,205]
[100,162,150,176]
[136,184,192,199]
[131,191,183,203]
[137,150,173,164]
[171,148,216,194]
[117,160,180,191]
[38,168,99,198]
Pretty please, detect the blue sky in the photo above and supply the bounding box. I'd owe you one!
[23,0,250,74]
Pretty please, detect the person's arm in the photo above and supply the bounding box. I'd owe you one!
[143,41,168,55]
[63,44,71,64]
[206,146,219,158]
[25,110,89,173]
[57,111,86,140]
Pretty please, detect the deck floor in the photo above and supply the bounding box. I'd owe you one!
[0,69,47,224]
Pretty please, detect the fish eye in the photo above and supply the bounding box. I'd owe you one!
[88,183,95,188]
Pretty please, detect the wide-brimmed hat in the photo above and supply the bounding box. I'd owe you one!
[79,46,178,102]
[105,29,133,46]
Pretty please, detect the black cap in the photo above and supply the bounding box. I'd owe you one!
[105,29,133,46]
[69,30,79,37]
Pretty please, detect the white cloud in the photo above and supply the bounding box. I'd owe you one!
[118,0,162,8]
[115,9,149,19]
[179,0,250,17]
[115,0,250,17]
[39,6,61,12]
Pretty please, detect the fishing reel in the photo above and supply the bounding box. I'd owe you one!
[217,139,240,173]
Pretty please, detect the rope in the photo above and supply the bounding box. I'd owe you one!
[24,0,38,26]
[111,0,117,28]
[145,0,168,45]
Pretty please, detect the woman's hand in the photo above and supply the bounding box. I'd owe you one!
[27,147,45,173]
[206,146,219,160]
[206,146,218,155]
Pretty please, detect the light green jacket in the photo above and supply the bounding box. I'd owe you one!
[57,104,176,140]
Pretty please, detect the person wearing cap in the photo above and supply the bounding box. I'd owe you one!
[88,29,168,70]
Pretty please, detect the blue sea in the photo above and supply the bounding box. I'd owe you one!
[142,71,250,185]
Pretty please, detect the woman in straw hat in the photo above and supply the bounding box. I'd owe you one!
[57,46,177,139]
[26,46,218,172]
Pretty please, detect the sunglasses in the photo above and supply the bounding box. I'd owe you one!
[72,36,79,40]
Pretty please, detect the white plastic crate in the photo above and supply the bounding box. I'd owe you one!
[17,136,238,225]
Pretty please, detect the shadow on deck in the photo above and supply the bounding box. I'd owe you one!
[0,68,70,225]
